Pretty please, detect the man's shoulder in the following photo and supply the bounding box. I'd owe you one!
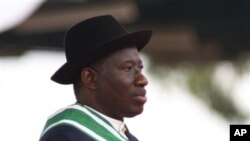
[39,124,94,141]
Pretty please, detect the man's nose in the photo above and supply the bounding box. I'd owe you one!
[135,72,148,87]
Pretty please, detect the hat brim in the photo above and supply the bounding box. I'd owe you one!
[51,30,153,84]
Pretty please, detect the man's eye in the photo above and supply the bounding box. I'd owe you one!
[123,66,133,71]
[139,65,144,71]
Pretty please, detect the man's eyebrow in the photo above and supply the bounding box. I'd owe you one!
[122,59,143,65]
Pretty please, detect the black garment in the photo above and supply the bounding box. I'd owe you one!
[39,125,94,141]
[39,124,139,141]
[124,126,139,141]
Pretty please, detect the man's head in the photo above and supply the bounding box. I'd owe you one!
[51,15,152,120]
[76,46,148,120]
[51,15,152,84]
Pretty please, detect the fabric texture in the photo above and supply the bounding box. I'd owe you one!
[39,104,139,141]
[39,124,139,141]
[39,125,94,141]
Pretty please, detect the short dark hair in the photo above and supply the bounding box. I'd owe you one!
[73,72,81,97]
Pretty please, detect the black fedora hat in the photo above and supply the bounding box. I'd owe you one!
[51,15,153,84]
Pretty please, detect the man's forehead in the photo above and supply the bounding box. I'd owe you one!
[90,46,142,69]
[107,47,141,62]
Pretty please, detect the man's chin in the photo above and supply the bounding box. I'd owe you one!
[125,108,144,118]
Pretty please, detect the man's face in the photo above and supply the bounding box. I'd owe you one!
[95,47,148,120]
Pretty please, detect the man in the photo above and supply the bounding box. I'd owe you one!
[39,15,153,141]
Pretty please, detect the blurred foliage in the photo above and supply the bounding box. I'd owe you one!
[186,63,246,121]
[147,53,250,122]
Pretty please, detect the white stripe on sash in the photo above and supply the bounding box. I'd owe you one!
[41,119,107,141]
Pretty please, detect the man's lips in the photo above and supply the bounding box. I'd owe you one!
[133,89,147,104]
[134,95,147,104]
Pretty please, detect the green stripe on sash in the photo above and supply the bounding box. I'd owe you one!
[41,104,128,141]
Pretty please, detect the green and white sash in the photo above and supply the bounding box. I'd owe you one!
[40,103,129,141]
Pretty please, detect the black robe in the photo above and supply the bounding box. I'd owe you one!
[39,124,139,141]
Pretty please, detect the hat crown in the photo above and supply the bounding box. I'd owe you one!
[65,15,128,61]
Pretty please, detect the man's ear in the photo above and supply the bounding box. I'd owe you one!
[80,68,98,90]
